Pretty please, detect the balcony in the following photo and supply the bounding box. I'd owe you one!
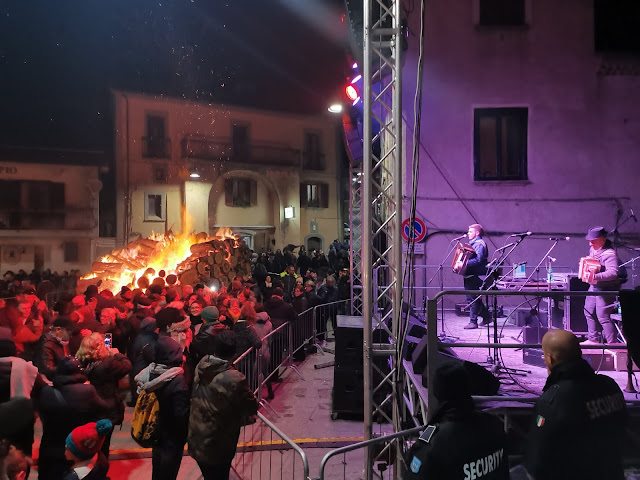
[0,207,97,231]
[302,151,326,171]
[182,136,301,167]
[142,137,171,158]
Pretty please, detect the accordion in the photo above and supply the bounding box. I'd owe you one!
[578,257,601,284]
[452,242,475,275]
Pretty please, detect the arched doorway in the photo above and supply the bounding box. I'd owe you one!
[306,235,323,253]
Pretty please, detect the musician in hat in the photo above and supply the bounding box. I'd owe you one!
[455,224,491,330]
[582,226,620,344]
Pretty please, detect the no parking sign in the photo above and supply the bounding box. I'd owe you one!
[402,218,426,243]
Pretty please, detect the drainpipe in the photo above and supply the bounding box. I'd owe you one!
[122,93,131,247]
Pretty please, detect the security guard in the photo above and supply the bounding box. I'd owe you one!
[524,329,627,480]
[404,362,509,480]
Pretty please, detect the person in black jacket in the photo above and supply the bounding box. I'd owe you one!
[36,356,110,480]
[403,362,508,480]
[126,317,158,406]
[38,317,74,381]
[135,336,190,480]
[454,224,491,330]
[524,329,627,480]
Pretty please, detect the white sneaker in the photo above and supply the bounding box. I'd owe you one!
[581,340,602,346]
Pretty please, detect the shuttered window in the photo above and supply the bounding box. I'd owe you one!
[300,182,329,208]
[224,178,257,207]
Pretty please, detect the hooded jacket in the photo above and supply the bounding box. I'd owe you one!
[83,353,132,425]
[188,355,258,466]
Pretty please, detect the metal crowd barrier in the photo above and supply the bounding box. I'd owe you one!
[317,425,424,480]
[231,412,309,480]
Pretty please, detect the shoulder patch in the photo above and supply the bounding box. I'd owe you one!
[541,384,560,404]
[418,424,437,444]
[410,456,422,473]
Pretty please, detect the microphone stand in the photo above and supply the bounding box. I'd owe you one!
[480,235,531,376]
[428,237,462,343]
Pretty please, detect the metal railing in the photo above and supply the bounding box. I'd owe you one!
[230,412,309,480]
[317,425,424,480]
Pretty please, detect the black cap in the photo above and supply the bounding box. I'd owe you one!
[585,226,607,241]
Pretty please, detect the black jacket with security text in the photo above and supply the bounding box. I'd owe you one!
[403,400,509,480]
[524,358,627,480]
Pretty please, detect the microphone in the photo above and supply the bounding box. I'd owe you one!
[549,237,570,241]
[631,208,638,223]
[495,243,515,252]
[452,234,466,241]
[509,231,532,237]
[548,256,557,262]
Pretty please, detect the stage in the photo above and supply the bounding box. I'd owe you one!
[403,309,640,427]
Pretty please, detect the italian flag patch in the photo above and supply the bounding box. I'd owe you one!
[536,415,545,427]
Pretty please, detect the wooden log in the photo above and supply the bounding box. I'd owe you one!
[190,243,212,254]
[196,260,209,275]
[221,260,231,274]
[207,253,215,265]
[166,274,178,285]
[196,232,209,243]
[212,265,221,278]
[137,276,150,289]
[138,238,161,250]
[179,268,199,286]
[229,255,238,267]
[144,268,156,277]
[91,262,123,273]
[214,251,224,265]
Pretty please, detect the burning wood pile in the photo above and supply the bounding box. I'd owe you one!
[79,228,252,294]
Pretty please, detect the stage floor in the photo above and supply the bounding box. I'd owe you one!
[433,310,637,399]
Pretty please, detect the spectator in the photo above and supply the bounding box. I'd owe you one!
[39,317,74,381]
[403,362,508,480]
[63,420,113,480]
[317,276,339,341]
[263,288,296,382]
[254,305,274,400]
[279,265,298,303]
[524,329,627,480]
[233,303,262,358]
[0,443,30,480]
[135,337,190,480]
[189,307,227,371]
[188,330,258,480]
[291,286,309,315]
[13,301,44,362]
[75,333,132,456]
[37,357,109,480]
[126,317,158,407]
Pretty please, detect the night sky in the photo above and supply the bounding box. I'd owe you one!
[0,0,349,151]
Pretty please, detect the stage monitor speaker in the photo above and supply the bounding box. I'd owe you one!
[335,327,390,369]
[411,335,458,375]
[620,290,640,371]
[419,353,500,396]
[523,325,548,344]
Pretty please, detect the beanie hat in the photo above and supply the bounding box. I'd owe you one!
[432,362,471,403]
[65,419,113,460]
[201,306,219,323]
[155,307,183,332]
[272,287,284,298]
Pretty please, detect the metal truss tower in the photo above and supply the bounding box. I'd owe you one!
[351,0,404,477]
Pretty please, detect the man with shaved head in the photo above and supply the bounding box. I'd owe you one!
[524,329,626,480]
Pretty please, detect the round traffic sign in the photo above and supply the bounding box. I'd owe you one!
[402,218,426,242]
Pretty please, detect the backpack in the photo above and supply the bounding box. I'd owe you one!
[130,389,160,447]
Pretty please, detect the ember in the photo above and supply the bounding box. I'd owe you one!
[79,228,251,294]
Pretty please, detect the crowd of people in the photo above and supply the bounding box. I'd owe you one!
[0,242,351,480]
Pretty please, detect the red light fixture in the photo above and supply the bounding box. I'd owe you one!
[345,84,358,101]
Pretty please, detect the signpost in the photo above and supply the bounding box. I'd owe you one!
[401,218,426,255]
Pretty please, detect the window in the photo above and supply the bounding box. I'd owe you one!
[63,241,79,262]
[300,182,329,208]
[144,192,166,221]
[153,165,167,183]
[478,0,525,26]
[144,114,169,158]
[232,123,250,160]
[303,131,324,170]
[224,178,257,207]
[473,108,528,181]
[594,0,640,54]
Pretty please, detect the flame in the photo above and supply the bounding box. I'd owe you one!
[80,231,205,294]
[214,226,235,239]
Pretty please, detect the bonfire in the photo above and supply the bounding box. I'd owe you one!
[79,228,252,294]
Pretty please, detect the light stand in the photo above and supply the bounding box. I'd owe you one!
[428,237,462,343]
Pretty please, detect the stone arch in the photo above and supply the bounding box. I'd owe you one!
[305,234,324,252]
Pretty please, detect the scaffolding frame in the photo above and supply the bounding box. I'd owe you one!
[348,0,405,478]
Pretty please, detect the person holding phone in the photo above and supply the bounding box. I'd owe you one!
[75,333,132,457]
